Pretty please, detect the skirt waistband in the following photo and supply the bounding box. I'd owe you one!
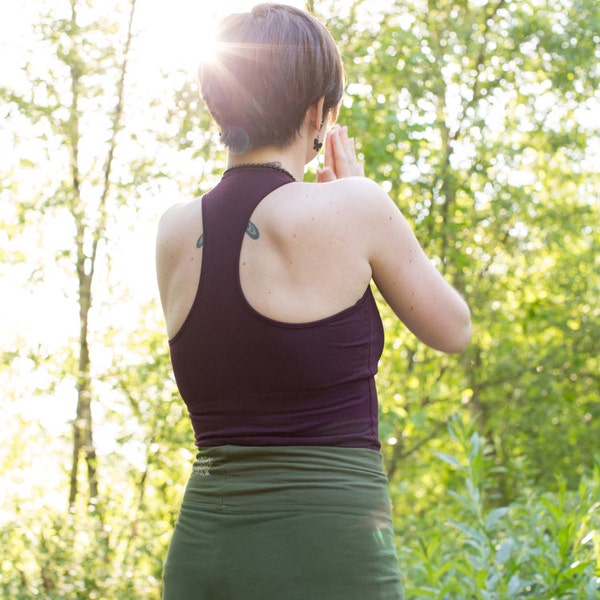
[184,445,391,513]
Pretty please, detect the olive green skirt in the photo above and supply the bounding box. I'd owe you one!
[162,445,404,599]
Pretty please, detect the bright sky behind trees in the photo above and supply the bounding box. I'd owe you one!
[0,0,305,516]
[0,0,308,339]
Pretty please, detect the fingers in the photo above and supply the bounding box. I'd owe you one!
[346,134,365,177]
[316,166,336,182]
[322,127,335,176]
[321,125,364,180]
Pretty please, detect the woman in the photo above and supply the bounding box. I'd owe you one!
[156,4,471,599]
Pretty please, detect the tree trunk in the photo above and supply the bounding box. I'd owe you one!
[66,0,137,509]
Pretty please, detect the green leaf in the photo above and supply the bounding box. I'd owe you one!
[495,538,514,565]
[436,452,465,470]
[485,506,509,531]
[447,519,487,545]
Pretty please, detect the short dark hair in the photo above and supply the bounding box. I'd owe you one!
[199,3,344,153]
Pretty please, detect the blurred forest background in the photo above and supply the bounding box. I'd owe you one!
[1,0,598,597]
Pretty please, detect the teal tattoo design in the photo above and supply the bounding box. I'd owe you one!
[245,220,260,240]
[196,221,259,249]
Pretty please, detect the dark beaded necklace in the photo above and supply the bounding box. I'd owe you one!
[223,162,296,181]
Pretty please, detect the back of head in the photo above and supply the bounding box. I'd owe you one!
[199,3,344,153]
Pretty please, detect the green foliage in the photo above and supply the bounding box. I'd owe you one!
[1,0,599,597]
[396,417,600,599]
[0,508,161,599]
[0,306,190,599]
[316,0,600,503]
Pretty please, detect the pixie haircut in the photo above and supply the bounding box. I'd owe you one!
[199,3,344,153]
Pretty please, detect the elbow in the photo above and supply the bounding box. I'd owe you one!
[403,296,472,354]
[447,307,472,354]
[450,318,472,354]
[429,305,472,354]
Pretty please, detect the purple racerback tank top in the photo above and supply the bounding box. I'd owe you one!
[169,166,384,450]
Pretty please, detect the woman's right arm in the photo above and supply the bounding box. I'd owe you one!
[364,186,471,354]
[319,126,471,354]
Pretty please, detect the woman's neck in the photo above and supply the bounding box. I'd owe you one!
[226,144,305,183]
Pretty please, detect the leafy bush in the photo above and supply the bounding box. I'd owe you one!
[397,417,600,599]
[0,504,164,599]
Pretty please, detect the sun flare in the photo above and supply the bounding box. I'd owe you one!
[139,1,306,74]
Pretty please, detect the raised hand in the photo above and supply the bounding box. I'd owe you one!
[317,125,365,182]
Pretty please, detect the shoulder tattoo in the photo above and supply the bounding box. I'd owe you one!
[196,220,259,249]
[245,220,260,240]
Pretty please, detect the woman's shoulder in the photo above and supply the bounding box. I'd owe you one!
[259,177,400,261]
[298,177,400,228]
[276,176,393,214]
[158,196,202,228]
[157,197,203,244]
[309,175,383,196]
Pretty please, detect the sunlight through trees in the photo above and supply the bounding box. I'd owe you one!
[1,0,598,597]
